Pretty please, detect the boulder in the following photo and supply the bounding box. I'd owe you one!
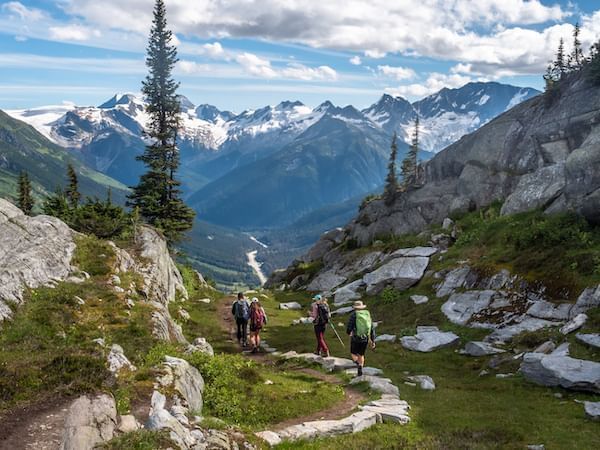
[533,341,556,354]
[375,334,396,343]
[400,330,460,352]
[159,356,204,413]
[435,266,475,297]
[462,341,506,356]
[441,290,496,325]
[350,375,400,397]
[363,257,429,295]
[520,353,600,393]
[571,286,600,317]
[255,430,282,446]
[485,317,560,343]
[442,218,454,229]
[576,333,600,349]
[279,302,302,310]
[117,415,140,433]
[407,375,435,390]
[410,295,429,305]
[526,300,572,321]
[146,391,196,449]
[331,306,354,316]
[321,356,356,372]
[152,306,187,344]
[107,344,136,375]
[186,337,214,357]
[306,270,347,292]
[0,199,77,321]
[59,394,117,450]
[584,401,600,421]
[333,280,364,305]
[560,313,588,334]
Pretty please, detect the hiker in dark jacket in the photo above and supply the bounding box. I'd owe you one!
[249,298,267,353]
[231,292,250,346]
[346,300,376,376]
[310,294,330,357]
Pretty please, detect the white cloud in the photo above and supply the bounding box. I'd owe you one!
[349,55,362,65]
[385,72,475,98]
[2,1,45,21]
[377,65,416,81]
[14,35,28,42]
[365,49,386,59]
[235,52,337,81]
[176,60,210,75]
[49,25,101,41]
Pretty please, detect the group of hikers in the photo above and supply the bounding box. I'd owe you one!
[231,292,376,376]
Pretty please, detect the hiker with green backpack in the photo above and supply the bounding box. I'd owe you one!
[346,300,376,377]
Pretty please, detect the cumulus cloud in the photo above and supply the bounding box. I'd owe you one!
[385,72,476,98]
[49,25,101,41]
[176,60,210,75]
[199,42,226,59]
[235,52,337,81]
[349,55,362,65]
[377,65,416,80]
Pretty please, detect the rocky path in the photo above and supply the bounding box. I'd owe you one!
[218,297,410,447]
[0,397,71,450]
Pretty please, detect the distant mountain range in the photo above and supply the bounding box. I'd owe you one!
[5,81,540,285]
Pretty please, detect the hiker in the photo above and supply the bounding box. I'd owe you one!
[346,300,376,377]
[249,298,267,353]
[310,294,330,357]
[231,292,250,346]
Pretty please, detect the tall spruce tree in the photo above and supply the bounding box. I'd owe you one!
[570,22,583,69]
[128,0,195,244]
[65,163,80,208]
[401,116,419,189]
[383,133,399,205]
[17,171,34,215]
[555,38,566,76]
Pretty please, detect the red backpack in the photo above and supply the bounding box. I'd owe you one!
[251,307,266,328]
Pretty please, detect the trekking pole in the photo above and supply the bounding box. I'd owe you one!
[329,322,346,347]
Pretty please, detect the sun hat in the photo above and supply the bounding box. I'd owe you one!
[251,297,259,303]
[312,294,322,301]
[353,300,366,310]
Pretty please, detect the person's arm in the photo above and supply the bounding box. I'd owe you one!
[231,301,237,316]
[262,307,268,324]
[346,312,356,336]
[310,303,317,320]
[369,312,376,346]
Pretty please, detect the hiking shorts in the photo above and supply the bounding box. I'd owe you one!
[350,337,369,356]
[250,323,263,332]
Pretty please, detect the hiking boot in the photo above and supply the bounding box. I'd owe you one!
[324,351,330,358]
[357,366,363,377]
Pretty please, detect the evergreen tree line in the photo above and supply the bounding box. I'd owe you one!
[16,0,194,245]
[544,23,600,95]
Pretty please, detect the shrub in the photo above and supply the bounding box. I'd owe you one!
[71,197,131,239]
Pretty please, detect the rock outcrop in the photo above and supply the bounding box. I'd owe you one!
[59,394,117,450]
[0,199,78,322]
[520,353,600,393]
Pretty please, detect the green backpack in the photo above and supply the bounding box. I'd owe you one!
[355,310,372,339]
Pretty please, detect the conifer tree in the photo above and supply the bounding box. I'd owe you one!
[589,40,600,85]
[128,0,195,244]
[383,133,399,205]
[570,22,583,69]
[17,171,34,215]
[401,116,419,189]
[555,38,566,77]
[65,163,80,208]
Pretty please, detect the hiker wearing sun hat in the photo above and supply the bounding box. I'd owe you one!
[346,300,376,376]
[310,294,331,357]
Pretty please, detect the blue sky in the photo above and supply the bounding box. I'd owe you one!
[1,0,599,112]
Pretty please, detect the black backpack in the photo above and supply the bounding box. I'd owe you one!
[316,303,330,325]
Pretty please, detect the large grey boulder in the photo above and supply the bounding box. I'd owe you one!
[462,341,506,356]
[333,279,364,305]
[520,353,600,393]
[501,164,566,215]
[526,300,572,321]
[0,199,77,321]
[400,329,460,352]
[59,394,117,450]
[350,375,400,396]
[279,302,302,310]
[436,266,475,297]
[158,356,204,413]
[146,391,196,449]
[560,313,588,335]
[363,257,429,295]
[571,286,600,317]
[306,270,347,292]
[441,290,496,325]
[576,333,600,349]
[107,344,136,375]
[584,401,600,421]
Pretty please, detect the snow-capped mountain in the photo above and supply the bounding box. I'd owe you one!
[362,82,540,153]
[7,81,540,189]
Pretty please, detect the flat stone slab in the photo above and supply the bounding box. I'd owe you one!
[401,330,460,352]
[584,401,600,421]
[331,306,354,316]
[333,280,364,305]
[321,356,356,371]
[520,353,600,393]
[485,317,561,343]
[391,247,438,258]
[442,290,496,326]
[576,333,600,349]
[461,341,506,357]
[375,334,397,343]
[410,295,429,305]
[527,300,572,321]
[560,313,587,334]
[344,366,383,377]
[363,256,430,295]
[279,302,302,310]
[350,375,399,397]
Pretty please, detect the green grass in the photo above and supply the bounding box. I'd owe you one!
[101,430,174,449]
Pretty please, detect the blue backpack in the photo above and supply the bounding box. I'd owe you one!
[235,300,250,321]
